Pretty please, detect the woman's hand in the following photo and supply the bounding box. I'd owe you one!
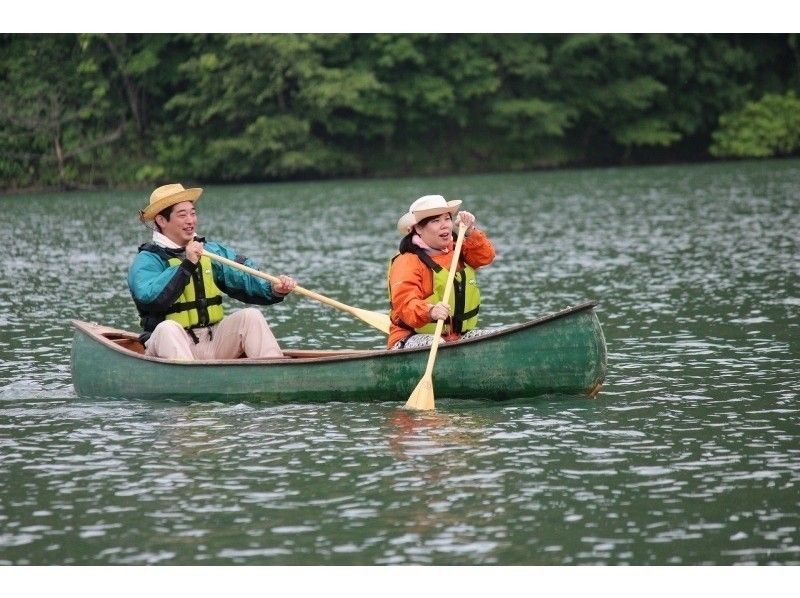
[456,211,476,235]
[429,301,451,322]
[273,275,296,296]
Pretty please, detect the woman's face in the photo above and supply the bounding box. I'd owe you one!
[415,212,453,250]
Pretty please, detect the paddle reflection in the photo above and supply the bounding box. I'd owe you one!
[387,408,486,461]
[385,408,499,549]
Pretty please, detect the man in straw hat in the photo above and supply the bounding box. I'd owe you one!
[388,194,495,349]
[128,183,296,360]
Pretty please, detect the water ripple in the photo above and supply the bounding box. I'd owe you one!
[1,162,799,564]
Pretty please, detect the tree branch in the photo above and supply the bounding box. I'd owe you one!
[62,122,126,160]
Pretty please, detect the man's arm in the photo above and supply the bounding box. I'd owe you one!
[203,241,285,306]
[128,251,195,313]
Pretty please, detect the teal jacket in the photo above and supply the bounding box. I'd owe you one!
[128,238,284,338]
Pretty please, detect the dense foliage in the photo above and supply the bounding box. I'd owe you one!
[1,33,798,191]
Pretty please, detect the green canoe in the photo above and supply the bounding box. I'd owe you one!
[70,300,607,403]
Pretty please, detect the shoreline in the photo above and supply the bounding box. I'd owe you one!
[2,155,794,196]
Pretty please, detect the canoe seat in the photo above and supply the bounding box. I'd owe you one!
[111,337,146,355]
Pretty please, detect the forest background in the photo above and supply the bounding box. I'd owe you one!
[1,33,799,192]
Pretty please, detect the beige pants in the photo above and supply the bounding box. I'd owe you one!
[144,308,283,360]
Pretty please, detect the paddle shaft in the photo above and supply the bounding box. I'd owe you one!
[201,250,391,334]
[420,223,468,377]
[404,223,468,410]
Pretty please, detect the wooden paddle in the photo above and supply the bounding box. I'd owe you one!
[404,223,468,411]
[201,250,391,335]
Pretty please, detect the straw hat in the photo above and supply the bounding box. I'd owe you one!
[139,183,203,222]
[397,195,461,233]
[397,212,416,234]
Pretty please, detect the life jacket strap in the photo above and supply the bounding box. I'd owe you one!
[165,295,223,315]
[185,323,215,345]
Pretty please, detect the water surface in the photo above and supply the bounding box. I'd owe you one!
[1,159,798,564]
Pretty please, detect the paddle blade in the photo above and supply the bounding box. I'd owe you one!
[404,374,435,411]
[350,307,391,335]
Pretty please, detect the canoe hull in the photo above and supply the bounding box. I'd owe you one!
[71,301,607,403]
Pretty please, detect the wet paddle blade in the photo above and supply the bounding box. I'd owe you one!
[349,307,391,335]
[404,373,435,411]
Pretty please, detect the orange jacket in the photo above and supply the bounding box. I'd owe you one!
[387,229,495,348]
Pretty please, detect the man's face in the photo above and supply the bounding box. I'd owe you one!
[156,201,197,246]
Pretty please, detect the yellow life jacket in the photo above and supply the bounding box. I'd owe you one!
[388,249,481,335]
[165,255,225,328]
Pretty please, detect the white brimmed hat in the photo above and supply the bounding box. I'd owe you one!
[397,211,417,234]
[397,195,461,233]
[139,183,203,222]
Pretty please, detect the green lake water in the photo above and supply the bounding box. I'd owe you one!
[0,159,798,565]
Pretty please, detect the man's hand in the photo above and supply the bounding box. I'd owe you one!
[185,239,203,264]
[273,275,297,296]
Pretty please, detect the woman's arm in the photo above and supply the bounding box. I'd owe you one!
[389,253,435,329]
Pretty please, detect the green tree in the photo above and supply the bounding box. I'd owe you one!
[159,34,383,180]
[348,33,503,173]
[0,34,127,189]
[544,34,759,161]
[710,91,800,158]
[480,34,576,168]
[1,33,798,190]
[547,34,676,159]
[78,34,184,141]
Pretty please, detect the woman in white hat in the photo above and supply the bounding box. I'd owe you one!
[128,183,297,360]
[388,194,495,349]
